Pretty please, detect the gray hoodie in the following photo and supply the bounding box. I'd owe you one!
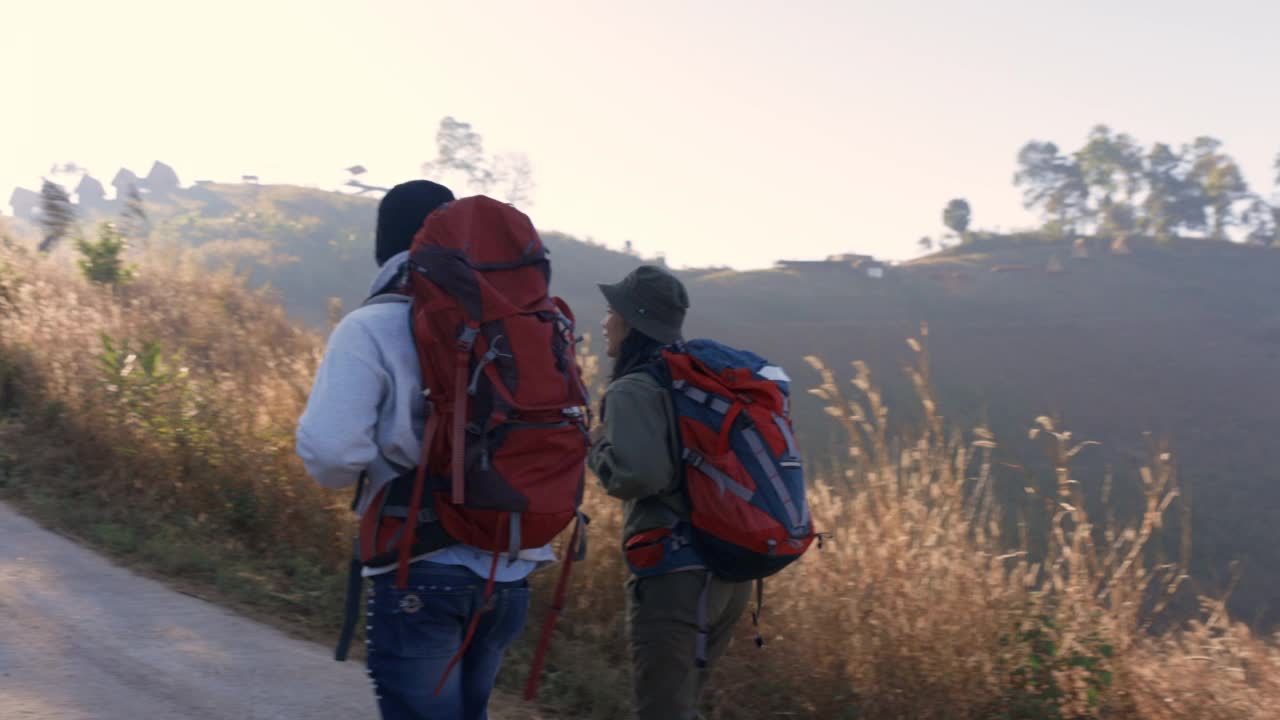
[296,251,553,580]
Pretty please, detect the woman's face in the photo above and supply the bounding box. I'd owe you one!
[602,307,628,358]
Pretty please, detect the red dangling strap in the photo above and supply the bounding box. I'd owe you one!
[434,544,502,695]
[523,513,584,701]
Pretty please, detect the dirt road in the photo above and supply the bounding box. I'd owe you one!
[0,501,382,719]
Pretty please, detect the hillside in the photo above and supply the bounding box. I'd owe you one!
[11,183,1280,626]
[6,197,1280,718]
[694,237,1280,626]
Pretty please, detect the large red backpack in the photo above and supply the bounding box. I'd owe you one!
[334,196,589,699]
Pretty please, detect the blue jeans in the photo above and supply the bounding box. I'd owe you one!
[366,563,531,720]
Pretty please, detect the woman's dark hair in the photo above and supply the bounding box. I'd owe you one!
[610,328,665,382]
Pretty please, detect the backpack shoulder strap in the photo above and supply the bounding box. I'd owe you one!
[361,293,411,307]
[635,345,678,386]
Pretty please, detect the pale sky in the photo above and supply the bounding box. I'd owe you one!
[3,0,1278,269]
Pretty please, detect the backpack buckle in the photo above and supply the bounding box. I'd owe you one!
[456,326,479,351]
[681,448,704,468]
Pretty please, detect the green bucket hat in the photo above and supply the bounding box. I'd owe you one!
[597,265,689,345]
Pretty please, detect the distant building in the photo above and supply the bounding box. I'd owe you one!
[111,168,140,199]
[8,187,41,222]
[776,251,885,274]
[775,259,842,271]
[74,174,107,208]
[145,161,180,194]
[826,253,875,264]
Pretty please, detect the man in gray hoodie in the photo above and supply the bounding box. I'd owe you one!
[296,180,553,720]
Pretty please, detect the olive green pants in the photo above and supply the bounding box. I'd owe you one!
[626,571,752,720]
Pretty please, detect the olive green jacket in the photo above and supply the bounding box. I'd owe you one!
[588,372,689,542]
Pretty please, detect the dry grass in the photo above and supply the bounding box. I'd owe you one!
[1,236,1277,719]
[0,237,349,629]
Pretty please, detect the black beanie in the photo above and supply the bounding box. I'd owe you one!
[375,180,455,266]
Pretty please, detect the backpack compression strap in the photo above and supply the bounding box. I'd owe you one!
[395,402,440,589]
[451,325,479,505]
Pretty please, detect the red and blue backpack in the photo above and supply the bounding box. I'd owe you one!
[625,339,817,660]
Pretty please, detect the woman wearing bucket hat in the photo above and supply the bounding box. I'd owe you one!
[589,265,752,720]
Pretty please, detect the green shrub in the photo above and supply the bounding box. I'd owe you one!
[76,222,136,286]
